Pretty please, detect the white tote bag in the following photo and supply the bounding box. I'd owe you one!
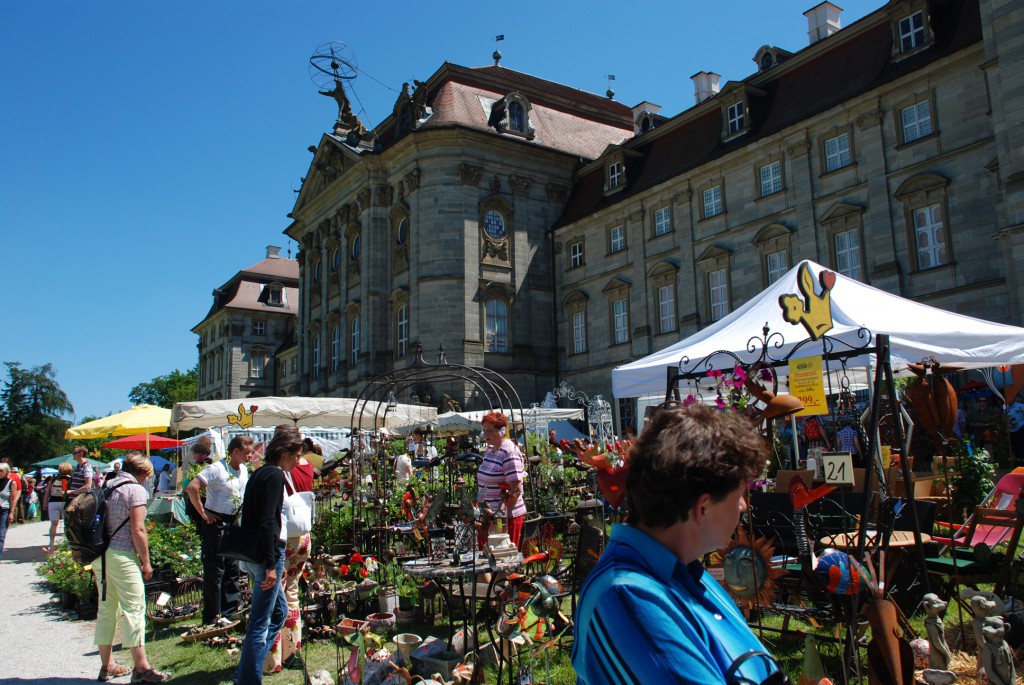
[283,475,314,537]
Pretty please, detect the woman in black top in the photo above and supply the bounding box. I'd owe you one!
[234,426,302,685]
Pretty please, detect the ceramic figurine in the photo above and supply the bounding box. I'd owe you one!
[797,635,833,685]
[922,593,951,670]
[981,616,1014,685]
[969,594,1002,665]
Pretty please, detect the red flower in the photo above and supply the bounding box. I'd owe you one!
[350,552,364,564]
[360,568,368,578]
[340,564,350,576]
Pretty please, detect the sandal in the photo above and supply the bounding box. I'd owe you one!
[98,663,130,681]
[131,668,171,683]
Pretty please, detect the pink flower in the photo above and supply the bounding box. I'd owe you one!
[732,365,747,382]
[708,369,723,379]
[715,396,726,409]
[683,395,698,406]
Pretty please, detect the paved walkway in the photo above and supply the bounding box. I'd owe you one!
[0,520,121,684]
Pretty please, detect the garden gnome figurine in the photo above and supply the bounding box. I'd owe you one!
[798,635,833,685]
[981,616,1014,685]
[922,593,951,669]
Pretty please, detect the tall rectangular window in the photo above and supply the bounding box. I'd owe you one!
[253,320,265,336]
[709,269,729,321]
[608,162,623,189]
[312,337,320,379]
[835,229,862,281]
[613,299,629,345]
[824,133,851,172]
[914,204,947,269]
[654,207,671,236]
[250,353,264,379]
[702,186,722,218]
[609,225,625,253]
[898,11,925,52]
[901,101,933,143]
[486,300,508,352]
[330,326,340,371]
[570,241,584,269]
[397,305,408,357]
[766,251,788,284]
[760,161,782,196]
[350,316,360,366]
[727,102,745,133]
[657,285,676,334]
[572,311,586,354]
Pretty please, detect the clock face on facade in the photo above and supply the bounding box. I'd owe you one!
[484,210,506,239]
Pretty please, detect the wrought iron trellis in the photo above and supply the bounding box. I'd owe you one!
[343,342,527,550]
[551,380,614,444]
[663,324,929,685]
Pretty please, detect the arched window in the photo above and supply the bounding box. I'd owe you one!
[485,300,508,353]
[508,101,526,133]
[313,259,322,284]
[312,336,321,379]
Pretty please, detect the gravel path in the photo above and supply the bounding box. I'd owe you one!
[0,520,124,684]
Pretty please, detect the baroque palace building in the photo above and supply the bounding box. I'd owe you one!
[198,0,1022,428]
[284,61,634,407]
[553,0,1024,428]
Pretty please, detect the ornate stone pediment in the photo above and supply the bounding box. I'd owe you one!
[292,136,362,217]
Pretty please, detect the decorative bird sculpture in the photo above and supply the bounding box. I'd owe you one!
[905,359,959,451]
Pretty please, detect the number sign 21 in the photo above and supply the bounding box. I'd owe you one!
[822,452,855,485]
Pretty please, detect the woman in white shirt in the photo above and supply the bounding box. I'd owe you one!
[185,435,254,624]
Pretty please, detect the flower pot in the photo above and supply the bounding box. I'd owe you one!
[365,611,396,634]
[60,591,77,610]
[356,578,378,599]
[77,598,98,620]
[398,595,414,611]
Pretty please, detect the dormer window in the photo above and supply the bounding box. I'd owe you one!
[898,11,925,52]
[608,162,624,189]
[267,283,284,306]
[488,93,533,138]
[727,102,745,134]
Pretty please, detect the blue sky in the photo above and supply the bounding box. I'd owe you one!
[0,0,883,422]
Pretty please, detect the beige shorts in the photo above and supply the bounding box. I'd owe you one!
[48,502,65,520]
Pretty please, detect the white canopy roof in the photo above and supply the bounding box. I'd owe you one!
[170,396,436,432]
[613,260,1024,398]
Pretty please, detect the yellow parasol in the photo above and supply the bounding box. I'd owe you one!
[65,404,172,455]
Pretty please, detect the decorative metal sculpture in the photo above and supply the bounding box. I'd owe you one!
[551,381,614,444]
[719,529,785,611]
[904,358,960,452]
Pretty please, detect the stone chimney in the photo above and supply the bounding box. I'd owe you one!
[266,245,282,259]
[691,71,721,104]
[804,2,842,44]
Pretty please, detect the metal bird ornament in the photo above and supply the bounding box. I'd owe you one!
[905,358,959,452]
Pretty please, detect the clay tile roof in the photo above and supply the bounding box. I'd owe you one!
[471,65,633,118]
[239,257,299,281]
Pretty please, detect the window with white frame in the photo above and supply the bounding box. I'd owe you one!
[508,101,526,133]
[914,204,948,269]
[901,101,933,143]
[657,285,676,334]
[760,161,782,196]
[834,229,863,281]
[709,269,729,321]
[703,185,723,218]
[396,304,409,357]
[727,102,745,134]
[654,207,671,236]
[253,320,265,336]
[608,162,624,189]
[485,299,508,353]
[350,316,360,366]
[824,133,851,172]
[898,11,925,52]
[613,298,629,345]
[609,225,625,253]
[312,336,320,380]
[330,325,340,372]
[765,250,788,284]
[569,241,584,269]
[250,352,265,379]
[572,310,586,354]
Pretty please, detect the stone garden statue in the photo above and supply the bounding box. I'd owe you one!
[981,615,1014,685]
[922,593,951,670]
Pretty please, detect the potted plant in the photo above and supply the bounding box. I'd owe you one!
[37,543,97,613]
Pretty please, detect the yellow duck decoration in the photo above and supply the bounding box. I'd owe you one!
[226,403,258,429]
[779,263,836,341]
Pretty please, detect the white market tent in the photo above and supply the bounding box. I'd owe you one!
[612,260,1024,399]
[170,396,437,432]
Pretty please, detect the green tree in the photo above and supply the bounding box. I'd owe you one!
[128,366,198,408]
[0,362,74,467]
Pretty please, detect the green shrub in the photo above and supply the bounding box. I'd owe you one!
[37,542,96,598]
[147,520,202,577]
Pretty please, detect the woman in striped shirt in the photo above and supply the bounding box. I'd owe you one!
[476,412,527,550]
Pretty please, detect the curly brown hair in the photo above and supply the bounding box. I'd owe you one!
[626,403,767,528]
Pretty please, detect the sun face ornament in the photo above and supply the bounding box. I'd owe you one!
[719,529,786,611]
